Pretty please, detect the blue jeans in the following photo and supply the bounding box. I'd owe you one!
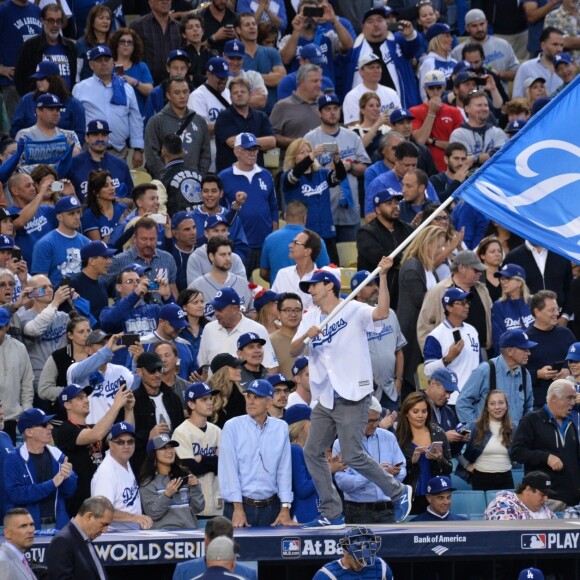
[224,498,280,527]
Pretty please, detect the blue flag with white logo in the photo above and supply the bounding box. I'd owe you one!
[453,76,580,262]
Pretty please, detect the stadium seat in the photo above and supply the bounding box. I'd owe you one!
[252,269,270,289]
[341,268,356,293]
[512,468,524,486]
[337,242,357,268]
[451,491,487,518]
[451,473,472,491]
[130,168,153,186]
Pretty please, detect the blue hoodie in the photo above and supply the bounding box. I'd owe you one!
[491,297,534,355]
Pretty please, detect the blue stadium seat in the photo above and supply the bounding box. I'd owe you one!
[451,473,472,491]
[451,491,487,518]
[512,468,524,486]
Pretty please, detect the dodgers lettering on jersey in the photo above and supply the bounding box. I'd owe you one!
[503,314,535,330]
[90,375,125,400]
[192,442,218,457]
[312,318,347,347]
[301,181,330,198]
[41,321,67,343]
[367,323,394,342]
[124,315,158,335]
[122,479,140,508]
[25,214,49,235]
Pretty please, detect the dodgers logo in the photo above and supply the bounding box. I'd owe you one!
[122,480,140,507]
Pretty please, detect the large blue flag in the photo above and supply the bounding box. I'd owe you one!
[453,76,580,262]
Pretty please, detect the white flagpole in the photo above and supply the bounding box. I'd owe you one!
[305,195,455,344]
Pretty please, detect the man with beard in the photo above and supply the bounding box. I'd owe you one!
[429,143,469,203]
[201,0,237,55]
[356,190,413,310]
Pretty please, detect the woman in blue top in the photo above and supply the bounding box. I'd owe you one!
[76,5,113,81]
[11,61,86,144]
[177,288,208,370]
[109,28,154,118]
[81,169,128,242]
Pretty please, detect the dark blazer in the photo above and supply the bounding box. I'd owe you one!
[45,520,107,580]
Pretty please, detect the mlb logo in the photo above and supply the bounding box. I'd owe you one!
[281,538,301,558]
[521,534,546,549]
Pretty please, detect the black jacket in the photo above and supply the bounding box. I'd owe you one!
[510,407,580,506]
[15,32,77,96]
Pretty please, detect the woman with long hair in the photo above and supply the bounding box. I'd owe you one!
[491,264,533,355]
[81,169,128,242]
[139,436,204,529]
[207,353,246,429]
[252,287,280,334]
[397,226,446,396]
[177,288,207,369]
[484,221,524,257]
[524,77,547,108]
[417,23,456,100]
[77,5,113,82]
[350,92,391,160]
[11,62,86,143]
[396,392,452,514]
[476,235,504,303]
[464,390,514,491]
[109,28,154,117]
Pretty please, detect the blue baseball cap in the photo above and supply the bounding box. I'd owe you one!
[159,303,189,330]
[246,379,274,398]
[147,433,179,453]
[566,342,580,362]
[224,40,245,57]
[499,329,538,350]
[441,287,473,307]
[284,404,311,425]
[81,240,116,261]
[206,57,231,78]
[430,368,459,392]
[253,289,280,312]
[318,93,341,109]
[167,49,190,63]
[300,43,323,64]
[553,53,573,67]
[494,263,527,280]
[185,382,220,401]
[452,60,473,75]
[237,331,266,350]
[453,71,479,87]
[506,119,527,134]
[0,308,10,328]
[123,262,152,276]
[234,132,259,149]
[531,96,551,115]
[210,287,241,310]
[18,408,56,433]
[86,119,111,134]
[88,45,113,61]
[425,22,452,43]
[0,208,18,221]
[291,356,308,376]
[390,108,415,124]
[110,421,135,439]
[373,189,403,207]
[363,6,393,22]
[204,214,230,229]
[58,384,94,407]
[0,235,14,250]
[36,92,62,109]
[518,568,544,580]
[266,373,296,390]
[172,211,193,230]
[350,270,378,291]
[299,269,340,292]
[426,475,456,494]
[54,196,81,214]
[31,60,60,79]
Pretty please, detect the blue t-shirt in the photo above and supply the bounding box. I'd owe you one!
[125,61,154,117]
[81,203,128,239]
[243,46,282,113]
[9,204,57,266]
[42,44,72,88]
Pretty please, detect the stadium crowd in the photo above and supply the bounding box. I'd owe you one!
[0,0,579,578]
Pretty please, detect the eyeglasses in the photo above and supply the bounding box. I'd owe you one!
[112,439,135,446]
[44,18,63,25]
[145,367,163,374]
[119,39,134,45]
[280,308,302,315]
[290,240,307,247]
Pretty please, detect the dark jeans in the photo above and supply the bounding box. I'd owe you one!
[379,392,399,414]
[3,420,16,445]
[471,469,514,492]
[323,237,339,266]
[245,248,262,279]
[344,501,394,524]
[224,498,280,526]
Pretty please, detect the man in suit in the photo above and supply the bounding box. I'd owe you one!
[46,495,114,580]
[0,507,36,580]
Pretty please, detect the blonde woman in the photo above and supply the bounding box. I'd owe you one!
[207,353,246,429]
[417,23,456,101]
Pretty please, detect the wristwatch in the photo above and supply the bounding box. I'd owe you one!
[281,503,292,509]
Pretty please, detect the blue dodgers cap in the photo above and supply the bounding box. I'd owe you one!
[123,262,152,276]
[441,287,473,307]
[246,379,274,398]
[146,434,179,453]
[453,71,479,87]
[499,328,538,350]
[284,404,312,425]
[110,421,135,439]
[88,45,113,61]
[299,269,340,292]
[54,195,81,214]
[58,384,94,407]
[266,373,296,390]
[81,240,116,261]
[350,270,378,291]
[291,356,308,376]
[373,189,403,207]
[300,43,323,64]
[86,119,111,134]
[171,210,193,230]
[204,214,230,229]
[0,208,18,221]
[390,108,415,124]
[452,60,473,75]
[31,60,60,79]
[518,568,544,580]
[234,132,259,149]
[426,475,456,494]
[318,93,341,109]
[0,308,10,328]
[36,92,62,109]
[159,303,189,330]
[210,287,241,310]
[506,119,527,134]
[237,331,266,350]
[553,53,573,67]
[363,6,392,21]
[425,22,452,43]
[566,342,580,362]
[253,289,280,312]
[206,57,231,78]
[0,235,14,250]
[17,408,56,433]
[493,263,527,280]
[224,39,245,57]
[430,368,459,392]
[167,49,190,63]
[185,381,220,401]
